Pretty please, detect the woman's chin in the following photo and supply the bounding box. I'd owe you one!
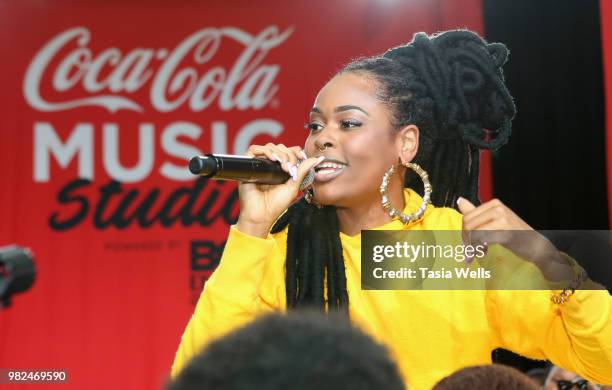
[311,185,344,207]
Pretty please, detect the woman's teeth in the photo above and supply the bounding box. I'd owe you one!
[315,162,346,172]
[314,161,347,182]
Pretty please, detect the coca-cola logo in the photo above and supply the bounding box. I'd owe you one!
[23,25,293,113]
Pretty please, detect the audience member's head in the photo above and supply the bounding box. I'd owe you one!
[544,365,602,390]
[166,311,405,390]
[526,366,551,387]
[432,363,538,390]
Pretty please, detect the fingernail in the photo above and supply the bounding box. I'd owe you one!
[457,197,465,205]
[272,153,281,162]
[315,156,325,164]
[291,165,298,181]
[300,151,308,159]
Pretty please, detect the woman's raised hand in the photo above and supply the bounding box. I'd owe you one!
[457,197,574,283]
[235,143,324,238]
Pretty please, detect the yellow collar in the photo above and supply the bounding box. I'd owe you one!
[339,188,433,242]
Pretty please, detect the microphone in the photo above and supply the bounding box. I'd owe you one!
[189,154,315,191]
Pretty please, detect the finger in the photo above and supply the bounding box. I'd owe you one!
[274,143,296,166]
[457,197,477,214]
[288,146,308,182]
[469,229,512,246]
[245,144,263,158]
[276,144,299,166]
[461,198,505,225]
[246,145,293,179]
[266,143,293,173]
[466,222,508,246]
[463,231,494,262]
[289,146,308,161]
[275,144,299,180]
[294,156,325,184]
[463,209,502,231]
[250,144,290,173]
[461,230,491,264]
[461,209,508,246]
[247,145,279,162]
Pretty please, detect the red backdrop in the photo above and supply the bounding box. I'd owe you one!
[0,1,484,388]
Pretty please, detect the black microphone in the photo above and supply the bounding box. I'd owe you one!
[189,154,315,190]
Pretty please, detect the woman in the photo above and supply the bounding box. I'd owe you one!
[172,30,612,389]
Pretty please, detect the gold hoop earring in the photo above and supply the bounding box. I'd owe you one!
[304,188,322,209]
[380,162,432,224]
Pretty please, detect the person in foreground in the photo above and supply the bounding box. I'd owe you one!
[432,364,538,389]
[545,365,610,390]
[166,311,404,390]
[172,30,612,389]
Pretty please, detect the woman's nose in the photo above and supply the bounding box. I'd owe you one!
[312,127,338,153]
[314,139,334,153]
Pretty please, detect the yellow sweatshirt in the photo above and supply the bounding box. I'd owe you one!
[172,189,612,389]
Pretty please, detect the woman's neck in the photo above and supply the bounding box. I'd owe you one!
[335,182,406,236]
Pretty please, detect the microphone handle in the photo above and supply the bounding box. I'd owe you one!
[189,154,290,184]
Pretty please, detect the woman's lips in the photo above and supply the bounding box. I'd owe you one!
[314,161,347,183]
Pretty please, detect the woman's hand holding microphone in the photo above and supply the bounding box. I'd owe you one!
[235,143,324,238]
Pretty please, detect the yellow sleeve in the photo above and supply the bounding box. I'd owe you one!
[170,225,286,377]
[487,286,612,384]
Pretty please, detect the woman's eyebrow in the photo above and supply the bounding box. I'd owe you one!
[310,105,370,116]
[334,105,370,116]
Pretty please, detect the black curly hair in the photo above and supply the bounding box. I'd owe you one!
[167,311,405,390]
[271,30,516,312]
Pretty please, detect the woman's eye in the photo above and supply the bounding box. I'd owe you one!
[340,120,362,129]
[304,122,323,132]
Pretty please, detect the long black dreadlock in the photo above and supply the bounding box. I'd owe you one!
[271,30,516,313]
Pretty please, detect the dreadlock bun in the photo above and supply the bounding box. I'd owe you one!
[383,30,516,150]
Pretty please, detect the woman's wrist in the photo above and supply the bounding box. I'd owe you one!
[235,219,272,239]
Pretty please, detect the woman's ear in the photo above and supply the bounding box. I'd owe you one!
[396,124,419,164]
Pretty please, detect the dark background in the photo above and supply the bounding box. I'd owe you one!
[485,0,607,230]
[484,0,608,371]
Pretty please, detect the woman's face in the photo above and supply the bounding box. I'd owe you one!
[304,72,412,208]
[544,367,601,390]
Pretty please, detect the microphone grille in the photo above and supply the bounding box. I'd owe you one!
[299,168,315,192]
